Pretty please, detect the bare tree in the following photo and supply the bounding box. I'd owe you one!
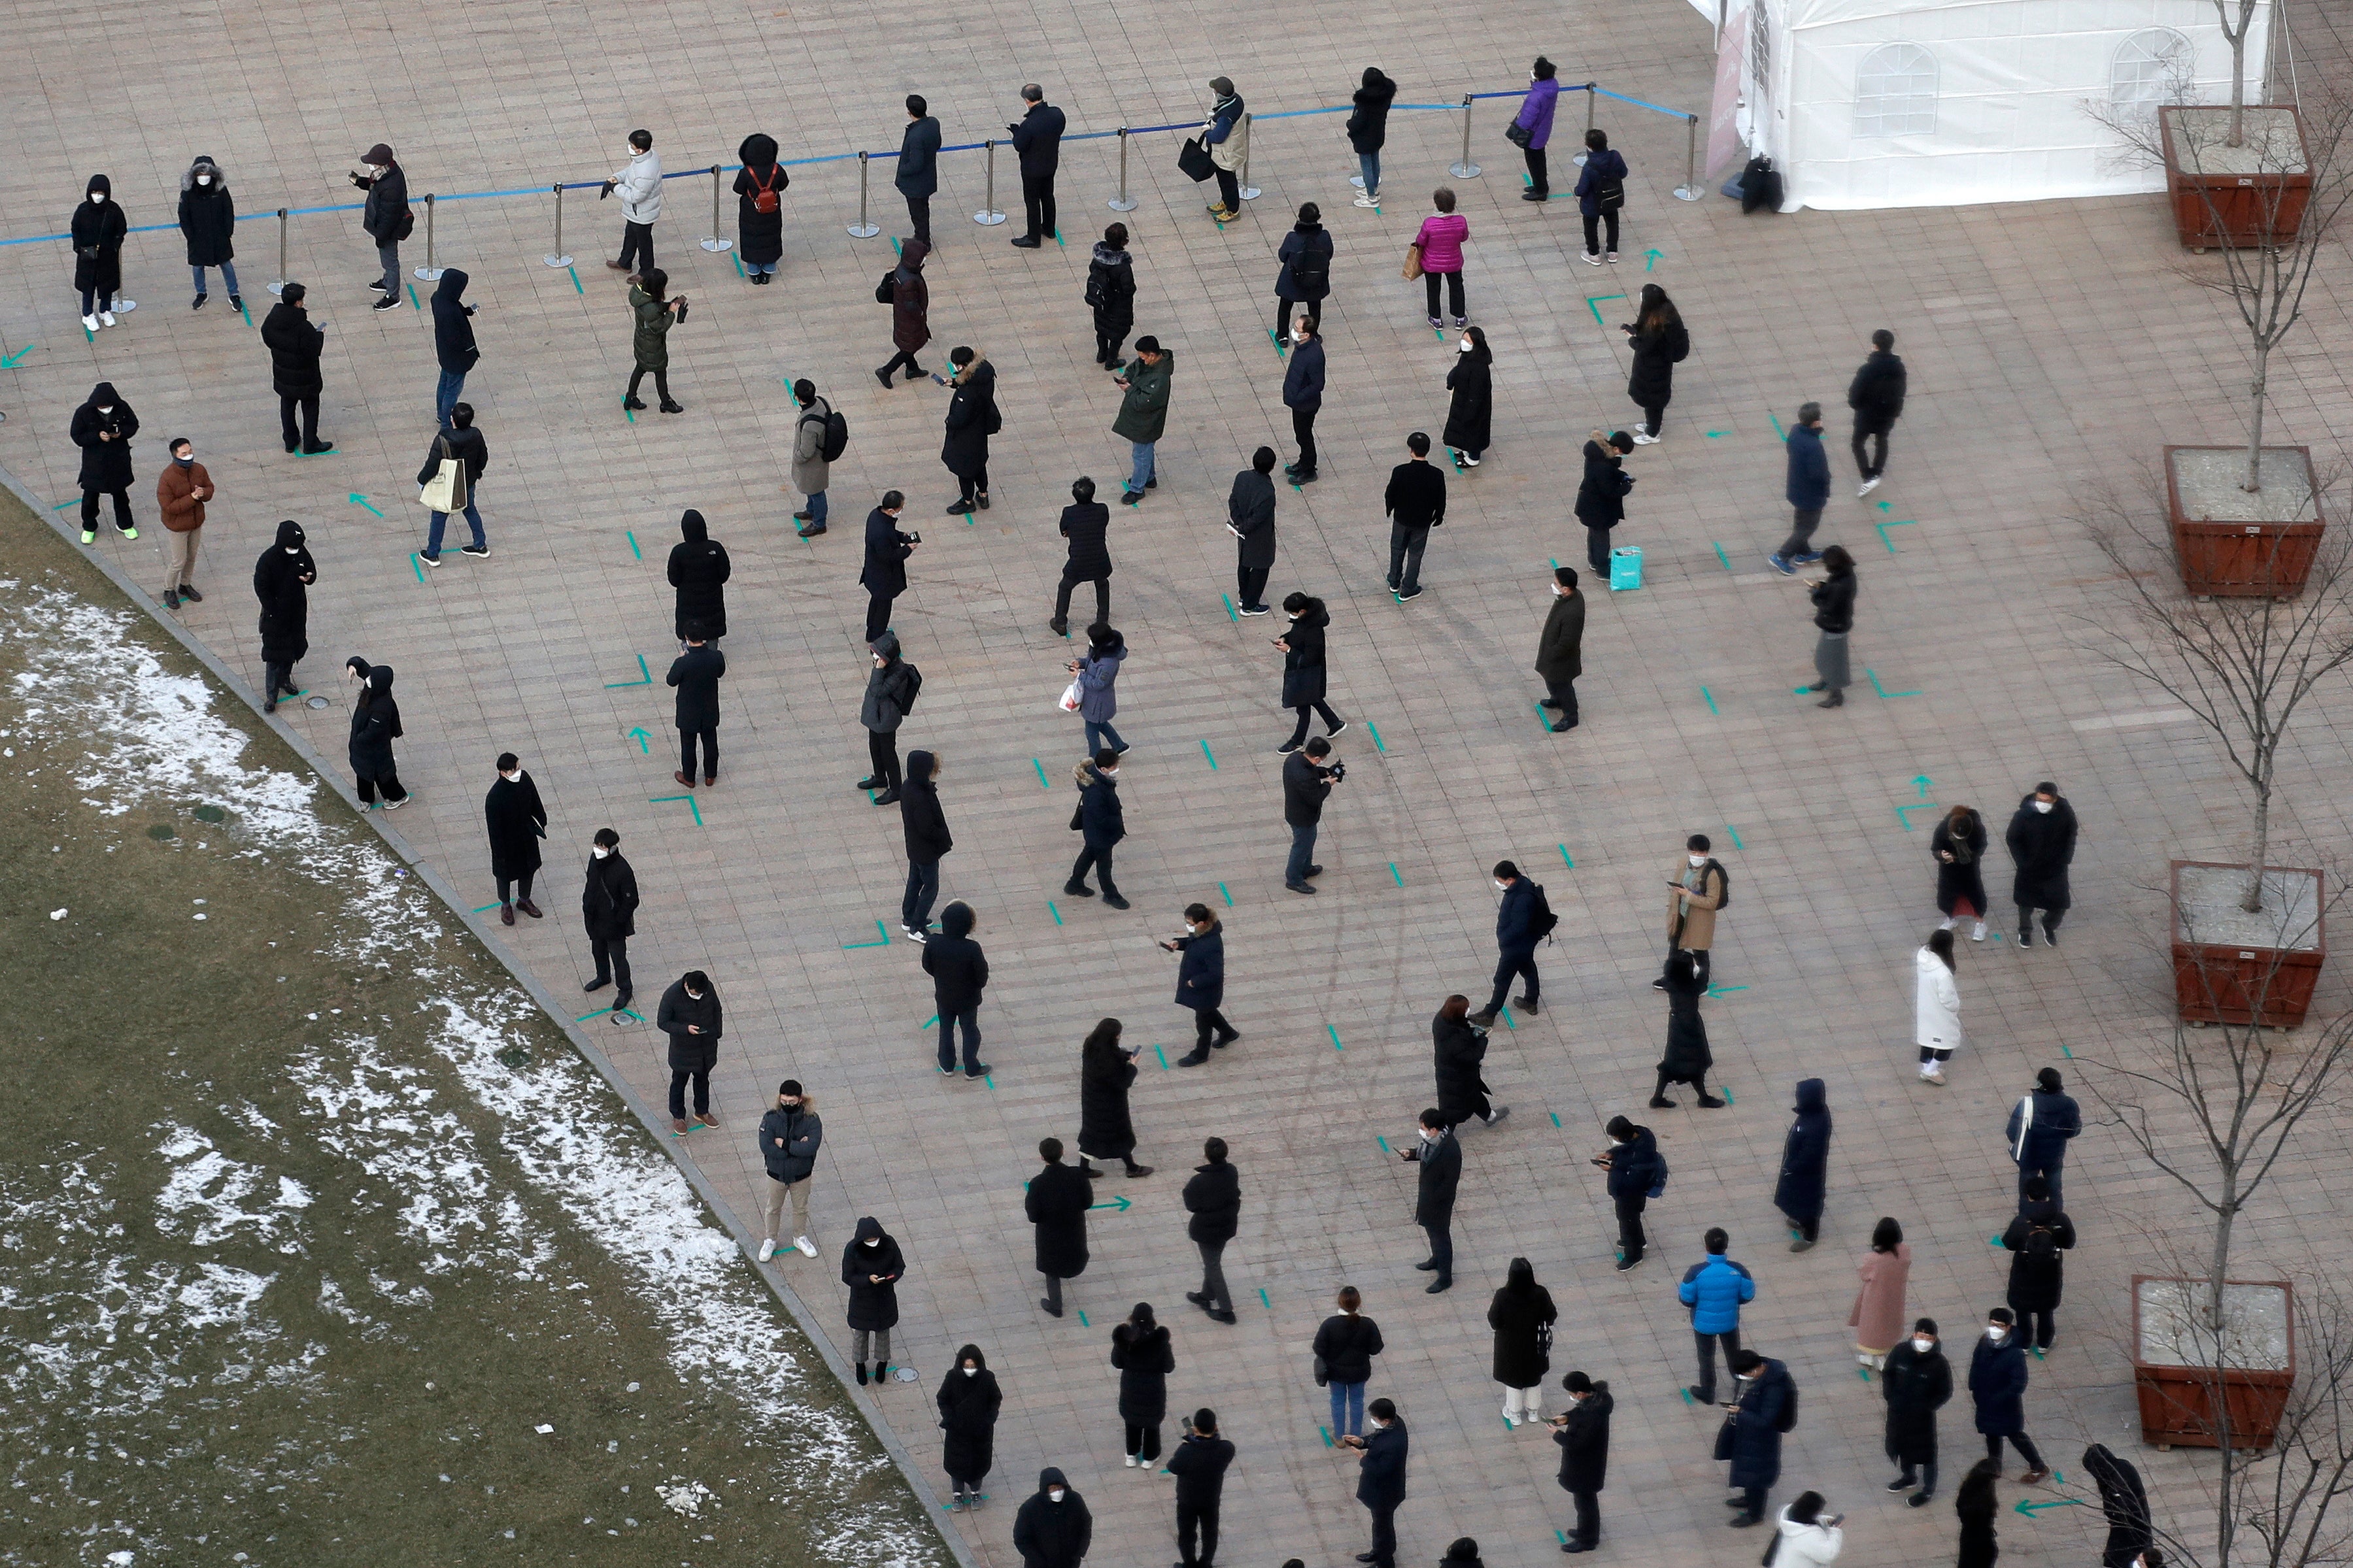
[2213,0,2263,146]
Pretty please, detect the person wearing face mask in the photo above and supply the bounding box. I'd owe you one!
[1434,994,1508,1129]
[69,382,140,545]
[1772,1079,1833,1251]
[1065,749,1129,909]
[1512,59,1561,200]
[482,751,546,925]
[343,658,407,810]
[417,402,491,565]
[581,827,639,1013]
[1573,429,1636,578]
[1167,1407,1234,1568]
[1593,1116,1659,1271]
[756,1081,824,1260]
[1348,68,1398,207]
[154,438,212,609]
[1471,861,1550,1026]
[666,626,724,789]
[2004,1067,2080,1209]
[857,630,922,804]
[1881,1318,1952,1505]
[654,969,723,1136]
[600,129,662,279]
[1181,1137,1242,1323]
[1280,735,1339,894]
[1052,479,1114,638]
[1534,566,1585,732]
[1443,327,1493,471]
[940,347,998,515]
[1720,1348,1795,1526]
[1340,1397,1408,1567]
[1967,1308,2048,1483]
[1281,322,1325,484]
[2004,782,2077,948]
[1398,1109,1461,1293]
[1164,905,1237,1063]
[1201,78,1249,222]
[252,520,316,712]
[859,492,918,642]
[1025,1137,1091,1318]
[71,175,127,331]
[922,901,991,1078]
[1229,448,1279,612]
[349,143,411,309]
[1551,1370,1612,1552]
[1276,592,1347,743]
[935,1343,1000,1510]
[1274,202,1332,341]
[1013,1467,1092,1568]
[1382,433,1446,602]
[177,157,239,312]
[1488,1258,1557,1425]
[841,1216,906,1385]
[1312,1286,1384,1441]
[1658,833,1727,990]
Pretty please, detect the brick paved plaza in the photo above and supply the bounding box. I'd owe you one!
[7,1,2353,1564]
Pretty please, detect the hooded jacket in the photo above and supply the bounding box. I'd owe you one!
[860,634,919,733]
[1572,440,1629,528]
[940,359,997,478]
[178,158,235,267]
[1111,349,1173,443]
[71,176,126,293]
[1074,758,1124,849]
[1110,1316,1175,1421]
[628,284,677,371]
[1075,637,1123,722]
[1772,1078,1833,1222]
[733,134,787,265]
[1431,1008,1489,1126]
[1060,501,1113,580]
[1012,1469,1091,1568]
[1916,946,1962,1052]
[347,664,403,778]
[1957,1463,2001,1567]
[484,769,546,880]
[1487,1262,1558,1386]
[1785,422,1831,509]
[417,418,489,512]
[253,521,315,663]
[890,240,931,352]
[1444,338,1495,454]
[1279,599,1331,707]
[1554,1383,1613,1491]
[758,1094,822,1184]
[1228,466,1278,569]
[656,977,723,1069]
[1574,147,1629,218]
[608,145,663,223]
[899,750,953,861]
[1183,1156,1240,1244]
[860,509,916,597]
[2005,793,2078,910]
[430,269,480,374]
[791,393,832,496]
[1603,1125,1659,1200]
[1347,69,1398,154]
[1172,920,1224,1011]
[895,116,942,199]
[921,901,989,1010]
[1774,1510,1844,1568]
[356,150,411,241]
[1880,1336,1951,1462]
[70,384,138,491]
[1658,954,1712,1080]
[668,510,731,641]
[2086,1443,2152,1568]
[1077,1035,1139,1159]
[1848,348,1908,424]
[841,1216,905,1331]
[581,846,639,939]
[666,640,725,733]
[260,301,326,398]
[1085,242,1135,328]
[1024,1157,1091,1278]
[935,1345,1002,1480]
[2002,1199,2076,1312]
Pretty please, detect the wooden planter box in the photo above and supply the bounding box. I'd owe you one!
[2170,861,2324,1027]
[2133,1275,2294,1450]
[2165,445,2324,598]
[2160,106,2312,252]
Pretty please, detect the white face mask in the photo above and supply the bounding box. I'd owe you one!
[1420,1127,1440,1143]
[592,845,611,859]
[1459,339,1474,354]
[1688,854,1707,868]
[624,148,641,159]
[500,769,519,781]
[864,1237,881,1248]
[2033,800,2054,814]
[1986,1326,2007,1341]
[89,192,106,205]
[963,1365,979,1376]
[196,175,212,186]
[1047,1490,1065,1503]
[1912,1337,1934,1354]
[1493,879,1509,892]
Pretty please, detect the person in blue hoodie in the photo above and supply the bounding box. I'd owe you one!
[1573,129,1629,263]
[1774,1079,1833,1250]
[1769,403,1833,574]
[1678,1227,1756,1404]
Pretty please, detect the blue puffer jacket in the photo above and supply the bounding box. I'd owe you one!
[1678,1252,1756,1335]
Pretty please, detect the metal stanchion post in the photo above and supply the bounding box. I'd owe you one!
[267,208,289,295]
[1575,81,1598,167]
[848,152,880,239]
[701,165,732,252]
[413,193,445,280]
[975,141,1007,225]
[1109,127,1138,211]
[1449,94,1482,179]
[1674,114,1704,201]
[545,185,573,267]
[1238,114,1260,200]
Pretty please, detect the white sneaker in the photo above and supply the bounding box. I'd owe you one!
[80,314,99,333]
[1352,193,1380,209]
[1859,476,1882,497]
[1631,431,1659,446]
[1502,1411,1519,1428]
[1126,1454,1140,1468]
[758,1239,777,1262]
[1971,922,1987,942]
[1461,454,1480,467]
[1582,252,1603,266]
[793,1235,818,1258]
[99,310,116,327]
[1923,1065,1946,1085]
[1937,917,1957,931]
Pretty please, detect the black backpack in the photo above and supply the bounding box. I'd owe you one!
[875,270,896,305]
[2023,1225,2059,1265]
[1084,263,1109,311]
[1529,881,1561,940]
[1738,155,1782,215]
[1593,171,1625,212]
[803,406,851,463]
[1287,235,1332,296]
[1701,859,1731,909]
[1774,1377,1801,1433]
[897,662,923,714]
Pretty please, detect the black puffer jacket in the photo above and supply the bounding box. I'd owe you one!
[668,509,732,641]
[253,520,314,664]
[177,159,235,266]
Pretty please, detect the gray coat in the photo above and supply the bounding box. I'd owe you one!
[792,397,831,497]
[1077,641,1125,722]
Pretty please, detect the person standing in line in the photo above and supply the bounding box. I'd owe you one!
[667,509,730,643]
[756,1079,823,1261]
[941,347,997,514]
[350,143,411,310]
[1933,805,1991,942]
[1182,1137,1241,1324]
[1070,625,1129,756]
[1383,435,1447,601]
[857,633,921,803]
[1797,545,1857,707]
[1444,327,1494,470]
[1313,1287,1385,1441]
[1434,995,1509,1129]
[1574,129,1628,264]
[1052,478,1113,636]
[1111,1301,1177,1467]
[1956,1458,2002,1568]
[484,751,547,925]
[260,283,333,455]
[1849,1217,1912,1371]
[656,969,723,1135]
[1723,1348,1795,1526]
[734,133,788,284]
[1489,1258,1557,1425]
[1882,1318,1952,1506]
[623,269,687,413]
[1534,567,1585,732]
[1009,84,1065,248]
[843,1216,905,1386]
[1551,1371,1612,1553]
[2005,1068,2080,1209]
[1202,78,1249,222]
[154,437,211,609]
[665,626,724,788]
[601,129,662,278]
[1064,749,1130,909]
[898,749,951,939]
[1230,447,1279,611]
[1411,189,1470,330]
[790,378,833,537]
[1274,203,1332,340]
[896,97,941,246]
[1347,68,1397,207]
[1773,1493,1845,1567]
[1087,224,1137,369]
[581,826,639,1012]
[1341,1398,1408,1568]
[1164,904,1238,1065]
[1113,337,1174,505]
[1077,1018,1153,1178]
[344,658,408,810]
[1595,1116,1659,1271]
[1572,429,1635,578]
[1026,1137,1091,1318]
[1766,402,1830,575]
[1512,58,1561,201]
[1169,1409,1235,1568]
[1678,1227,1755,1405]
[1014,1469,1092,1568]
[430,269,479,424]
[1652,952,1723,1107]
[859,493,918,641]
[416,402,491,565]
[177,156,239,311]
[1620,285,1689,444]
[253,520,315,712]
[1283,320,1325,484]
[1281,736,1339,894]
[1774,1078,1833,1251]
[2005,782,2077,948]
[936,1344,1001,1510]
[1400,1109,1461,1293]
[1847,329,1906,496]
[70,382,140,545]
[71,174,128,331]
[1969,1308,2050,1482]
[875,239,933,386]
[922,900,992,1079]
[2084,1443,2154,1568]
[1275,592,1347,746]
[1472,860,1548,1024]
[2002,1177,2074,1352]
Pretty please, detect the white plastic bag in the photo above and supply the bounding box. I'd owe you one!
[1058,679,1083,714]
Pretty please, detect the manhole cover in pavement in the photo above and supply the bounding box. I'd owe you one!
[306,695,330,710]
[892,1365,919,1382]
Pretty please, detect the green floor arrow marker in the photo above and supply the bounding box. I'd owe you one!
[1874,518,1919,553]
[621,397,634,424]
[1389,862,1403,886]
[1366,721,1386,752]
[409,552,424,583]
[1222,593,1238,623]
[650,793,703,826]
[1585,292,1628,325]
[628,727,650,753]
[1319,1426,1336,1448]
[1558,844,1574,869]
[1549,1111,1561,1127]
[1644,248,1665,269]
[1706,984,1750,998]
[1376,1135,1391,1153]
[1327,1025,1344,1052]
[348,493,384,516]
[1701,686,1719,715]
[1089,1194,1132,1212]
[0,343,33,368]
[1725,825,1744,849]
[1199,740,1217,771]
[1048,901,1064,926]
[1498,1006,1516,1031]
[1258,1287,1270,1309]
[921,1014,939,1029]
[406,282,420,310]
[1713,541,1732,571]
[1217,882,1232,907]
[1769,410,1786,439]
[1155,1044,1169,1069]
[841,920,892,950]
[471,901,501,913]
[567,264,582,293]
[1895,803,1941,830]
[1914,774,1933,797]
[1267,327,1287,357]
[1032,758,1050,789]
[1869,668,1924,699]
[2016,1498,2088,1518]
[603,653,652,688]
[626,529,641,559]
[732,252,745,277]
[1074,1307,1086,1325]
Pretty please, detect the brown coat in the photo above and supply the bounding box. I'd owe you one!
[1667,858,1725,950]
[1848,1240,1911,1353]
[156,459,212,532]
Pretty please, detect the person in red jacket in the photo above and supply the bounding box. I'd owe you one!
[154,437,212,609]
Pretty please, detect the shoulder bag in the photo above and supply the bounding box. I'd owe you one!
[418,436,459,512]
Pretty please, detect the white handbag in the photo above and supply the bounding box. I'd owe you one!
[1058,679,1083,714]
[418,437,460,512]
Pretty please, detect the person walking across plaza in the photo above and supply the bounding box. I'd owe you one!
[1511,58,1561,200]
[2003,1177,2074,1352]
[1774,1078,1833,1250]
[1659,833,1726,988]
[1551,1371,1612,1552]
[71,382,140,544]
[430,268,479,424]
[1053,478,1113,636]
[601,129,662,278]
[1343,1398,1409,1568]
[1850,1217,1912,1371]
[1203,78,1249,221]
[940,348,999,516]
[1230,448,1279,611]
[756,1080,823,1261]
[1932,804,1991,941]
[1401,1109,1460,1292]
[417,402,490,565]
[1026,1137,1090,1318]
[351,144,411,309]
[484,752,545,924]
[1767,402,1831,575]
[1070,624,1128,756]
[937,1345,1001,1510]
[1679,1227,1755,1405]
[253,520,315,712]
[1013,1469,1091,1568]
[656,969,722,1135]
[1064,749,1129,908]
[1471,860,1549,1024]
[1574,429,1634,577]
[860,493,918,641]
[843,1216,905,1384]
[260,284,333,455]
[1113,337,1173,504]
[71,173,128,331]
[1168,1409,1234,1568]
[923,900,992,1079]
[2005,1067,2080,1209]
[1799,546,1857,707]
[1957,1458,2003,1568]
[1165,904,1238,1064]
[1969,1309,2049,1482]
[896,97,941,244]
[1847,329,1906,495]
[1914,924,1963,1079]
[2005,782,2076,948]
[665,626,724,788]
[154,437,211,609]
[899,748,951,938]
[1283,320,1325,484]
[877,239,932,386]
[1534,566,1585,731]
[2086,1443,2154,1568]
[178,156,240,312]
[581,826,639,1012]
[1276,592,1346,746]
[1653,951,1722,1107]
[791,378,835,536]
[345,658,407,810]
[1621,285,1687,443]
[734,133,788,284]
[1383,435,1447,601]
[1574,129,1627,263]
[1434,994,1507,1129]
[1077,1018,1153,1178]
[1489,1257,1557,1426]
[1112,1303,1176,1466]
[1087,224,1137,368]
[1411,188,1470,329]
[1597,1115,1659,1270]
[1348,67,1397,207]
[1882,1318,1952,1505]
[1281,736,1338,893]
[1183,1137,1241,1323]
[1313,1287,1384,1441]
[1275,203,1332,340]
[1444,327,1493,470]
[1723,1348,1795,1526]
[624,269,686,414]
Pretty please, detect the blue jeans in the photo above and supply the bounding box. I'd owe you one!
[1084,718,1128,755]
[190,261,241,296]
[426,497,485,558]
[938,1007,983,1073]
[1358,152,1381,195]
[1286,822,1318,887]
[436,368,468,425]
[1126,441,1156,495]
[804,489,828,525]
[1328,1380,1366,1438]
[747,259,777,276]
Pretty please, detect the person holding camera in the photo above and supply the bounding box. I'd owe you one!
[623,269,687,414]
[859,491,919,642]
[1167,1408,1234,1568]
[1281,735,1340,894]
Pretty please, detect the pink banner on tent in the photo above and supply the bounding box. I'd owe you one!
[1707,9,1748,182]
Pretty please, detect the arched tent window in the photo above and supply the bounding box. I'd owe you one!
[2110,28,2195,114]
[1854,42,1938,139]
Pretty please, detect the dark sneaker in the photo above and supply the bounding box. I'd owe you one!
[460,544,490,558]
[177,584,203,603]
